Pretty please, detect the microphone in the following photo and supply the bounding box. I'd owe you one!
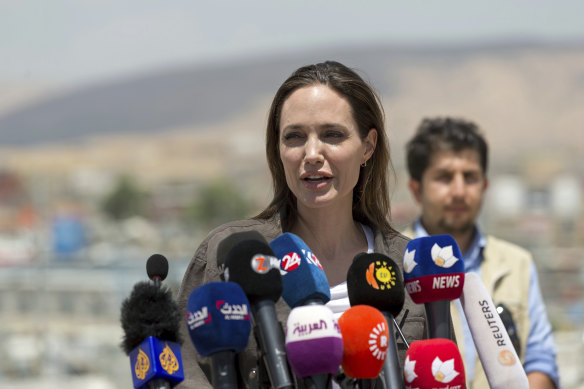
[347,252,405,389]
[338,305,389,380]
[403,338,465,389]
[147,253,169,286]
[217,230,268,274]
[120,255,184,389]
[285,305,343,388]
[460,272,529,389]
[186,281,252,389]
[269,232,330,307]
[222,234,294,389]
[403,235,465,339]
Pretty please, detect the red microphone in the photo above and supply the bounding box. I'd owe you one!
[337,305,388,379]
[404,338,465,389]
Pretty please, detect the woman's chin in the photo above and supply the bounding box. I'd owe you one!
[297,193,346,211]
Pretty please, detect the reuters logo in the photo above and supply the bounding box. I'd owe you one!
[498,349,517,366]
[366,261,397,290]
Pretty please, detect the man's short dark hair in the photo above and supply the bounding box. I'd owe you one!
[406,117,489,181]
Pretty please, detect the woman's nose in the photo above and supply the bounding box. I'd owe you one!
[304,135,324,165]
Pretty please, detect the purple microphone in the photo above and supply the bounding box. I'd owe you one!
[285,305,343,388]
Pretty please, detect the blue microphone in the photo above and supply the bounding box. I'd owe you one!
[269,232,330,307]
[403,234,465,339]
[120,255,184,389]
[187,281,252,389]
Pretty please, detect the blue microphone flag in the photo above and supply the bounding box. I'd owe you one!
[403,234,465,304]
[270,232,330,307]
[186,281,252,356]
[129,336,183,389]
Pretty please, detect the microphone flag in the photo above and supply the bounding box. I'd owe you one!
[270,232,330,307]
[129,336,184,389]
[186,281,251,357]
[285,304,343,377]
[404,338,465,389]
[403,234,465,304]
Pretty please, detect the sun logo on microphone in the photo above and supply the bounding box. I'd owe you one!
[431,356,460,383]
[431,244,459,268]
[366,260,397,290]
[368,321,388,360]
[403,249,417,274]
[404,355,418,383]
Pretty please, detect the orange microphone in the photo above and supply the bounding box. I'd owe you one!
[338,305,389,380]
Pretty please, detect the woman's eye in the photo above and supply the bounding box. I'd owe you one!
[325,131,344,139]
[283,132,303,140]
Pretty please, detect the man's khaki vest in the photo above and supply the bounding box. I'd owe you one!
[402,228,532,389]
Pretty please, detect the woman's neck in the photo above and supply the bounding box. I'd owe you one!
[290,205,368,285]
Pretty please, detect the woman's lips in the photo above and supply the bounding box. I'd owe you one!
[302,175,332,189]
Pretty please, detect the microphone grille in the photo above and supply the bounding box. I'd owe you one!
[347,253,405,317]
[146,253,169,281]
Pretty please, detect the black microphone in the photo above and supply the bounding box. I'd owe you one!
[217,230,267,275]
[120,254,184,389]
[221,233,294,389]
[347,252,406,389]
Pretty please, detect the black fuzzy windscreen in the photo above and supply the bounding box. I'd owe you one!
[120,281,182,354]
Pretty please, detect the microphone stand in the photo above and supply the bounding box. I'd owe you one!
[381,313,405,389]
[147,379,172,389]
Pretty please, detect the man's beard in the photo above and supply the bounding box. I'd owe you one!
[437,217,475,236]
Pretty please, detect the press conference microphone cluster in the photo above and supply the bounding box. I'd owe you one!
[120,254,184,389]
[188,230,469,389]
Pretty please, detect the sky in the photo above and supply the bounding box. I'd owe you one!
[2,0,584,87]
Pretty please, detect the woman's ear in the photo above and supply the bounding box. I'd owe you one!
[363,128,377,164]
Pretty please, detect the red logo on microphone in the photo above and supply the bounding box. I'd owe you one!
[281,252,301,271]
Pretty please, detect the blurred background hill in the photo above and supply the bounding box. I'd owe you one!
[1,1,583,388]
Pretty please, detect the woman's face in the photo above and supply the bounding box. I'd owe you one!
[279,85,376,213]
